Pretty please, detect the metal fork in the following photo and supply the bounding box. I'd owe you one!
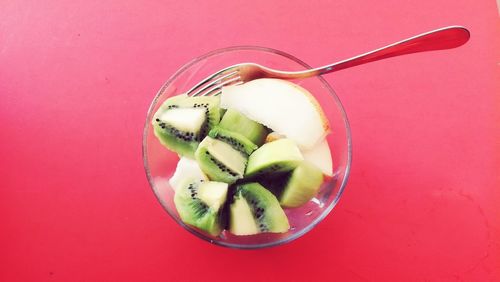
[187,26,470,97]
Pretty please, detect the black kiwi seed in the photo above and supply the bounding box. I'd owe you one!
[161,123,199,142]
[213,135,248,156]
[206,152,239,178]
[159,102,213,142]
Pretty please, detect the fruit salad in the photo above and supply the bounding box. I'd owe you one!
[152,78,333,236]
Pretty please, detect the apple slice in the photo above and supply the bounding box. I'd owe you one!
[221,78,329,150]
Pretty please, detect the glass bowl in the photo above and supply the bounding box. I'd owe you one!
[143,46,352,249]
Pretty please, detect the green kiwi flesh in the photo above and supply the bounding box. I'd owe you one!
[156,95,328,236]
[245,138,303,177]
[279,161,324,207]
[256,161,324,208]
[195,136,247,184]
[152,95,220,158]
[208,126,258,156]
[229,183,289,235]
[174,179,228,236]
[218,109,268,146]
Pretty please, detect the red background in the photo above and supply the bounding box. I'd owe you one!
[1,1,499,281]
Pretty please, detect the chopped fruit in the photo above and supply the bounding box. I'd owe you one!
[208,126,257,156]
[174,179,228,236]
[169,157,208,191]
[221,78,329,150]
[218,108,268,146]
[195,136,247,184]
[152,95,221,158]
[229,183,289,235]
[245,138,303,177]
[152,79,335,237]
[279,161,324,208]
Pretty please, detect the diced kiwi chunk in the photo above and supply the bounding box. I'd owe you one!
[229,183,289,235]
[279,161,324,207]
[195,136,247,184]
[174,179,228,236]
[208,126,258,156]
[218,109,268,146]
[152,95,221,158]
[245,138,303,177]
[256,161,324,208]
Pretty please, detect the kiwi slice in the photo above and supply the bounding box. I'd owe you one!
[174,179,228,236]
[279,161,324,207]
[218,109,268,146]
[195,136,247,184]
[208,126,258,156]
[256,161,324,208]
[152,95,221,158]
[245,138,303,177]
[229,182,289,235]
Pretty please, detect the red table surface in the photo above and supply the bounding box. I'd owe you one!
[1,1,499,281]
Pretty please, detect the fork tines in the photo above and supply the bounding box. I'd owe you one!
[187,66,242,97]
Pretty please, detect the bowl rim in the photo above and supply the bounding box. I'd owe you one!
[142,45,352,249]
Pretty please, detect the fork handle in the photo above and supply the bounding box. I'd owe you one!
[285,26,470,78]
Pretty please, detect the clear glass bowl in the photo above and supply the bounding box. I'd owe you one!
[143,46,352,249]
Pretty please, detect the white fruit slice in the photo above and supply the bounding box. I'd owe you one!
[301,139,333,177]
[169,157,208,191]
[221,78,329,149]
